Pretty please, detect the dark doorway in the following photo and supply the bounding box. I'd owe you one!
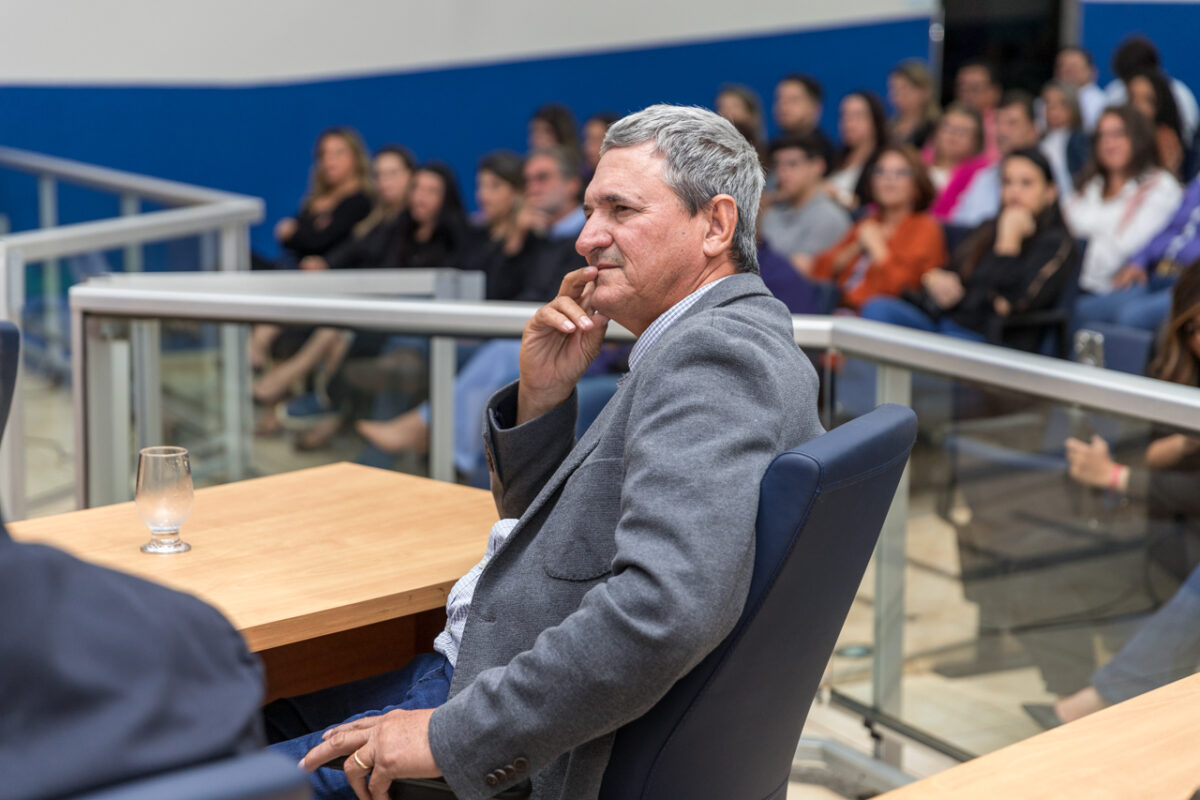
[940,0,1064,103]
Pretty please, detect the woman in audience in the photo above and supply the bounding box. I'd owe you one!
[925,103,993,220]
[888,59,940,148]
[386,162,467,270]
[1057,261,1200,722]
[861,148,1077,350]
[581,112,619,181]
[827,90,888,209]
[528,104,581,161]
[273,127,373,265]
[252,146,416,420]
[1127,69,1187,178]
[1039,81,1091,197]
[803,144,945,311]
[716,84,767,155]
[1064,105,1182,297]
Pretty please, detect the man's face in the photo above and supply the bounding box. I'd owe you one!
[524,154,571,215]
[956,66,999,112]
[772,147,822,202]
[1055,51,1093,88]
[994,105,1039,155]
[774,81,819,132]
[577,142,713,334]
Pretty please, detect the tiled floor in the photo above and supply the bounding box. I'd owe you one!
[15,367,1117,796]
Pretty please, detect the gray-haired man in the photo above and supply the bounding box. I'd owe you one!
[300,105,823,799]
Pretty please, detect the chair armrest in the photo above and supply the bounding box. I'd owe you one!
[321,758,532,799]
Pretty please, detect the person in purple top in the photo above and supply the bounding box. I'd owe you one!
[1075,174,1200,331]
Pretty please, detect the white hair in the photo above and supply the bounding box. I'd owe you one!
[602,104,765,273]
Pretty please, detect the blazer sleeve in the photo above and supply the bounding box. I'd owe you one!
[843,215,946,310]
[483,382,579,520]
[430,321,812,799]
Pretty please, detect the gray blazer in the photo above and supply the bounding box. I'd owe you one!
[428,273,824,800]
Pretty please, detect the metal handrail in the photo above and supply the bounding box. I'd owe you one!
[67,283,1200,432]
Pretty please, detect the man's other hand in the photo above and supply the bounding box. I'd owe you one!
[300,708,440,800]
[518,266,610,424]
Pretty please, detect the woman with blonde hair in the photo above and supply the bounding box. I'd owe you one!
[888,59,941,148]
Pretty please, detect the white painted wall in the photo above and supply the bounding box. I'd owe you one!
[0,0,935,85]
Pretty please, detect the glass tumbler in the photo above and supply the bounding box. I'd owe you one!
[135,446,194,554]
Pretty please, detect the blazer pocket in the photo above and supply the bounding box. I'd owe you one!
[541,457,624,581]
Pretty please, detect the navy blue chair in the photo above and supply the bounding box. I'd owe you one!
[70,752,310,800]
[1074,322,1156,375]
[0,321,19,445]
[386,404,916,799]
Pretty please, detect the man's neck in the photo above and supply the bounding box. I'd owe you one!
[624,260,738,337]
[787,184,821,210]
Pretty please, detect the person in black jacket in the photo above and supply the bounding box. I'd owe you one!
[1055,262,1200,723]
[0,518,264,799]
[862,147,1077,352]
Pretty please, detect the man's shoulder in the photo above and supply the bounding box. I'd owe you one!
[802,193,853,224]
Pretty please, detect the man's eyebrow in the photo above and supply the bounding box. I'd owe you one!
[595,192,638,206]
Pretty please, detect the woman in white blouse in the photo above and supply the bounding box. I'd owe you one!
[1064,105,1182,295]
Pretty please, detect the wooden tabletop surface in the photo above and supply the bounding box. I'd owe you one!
[878,671,1200,800]
[8,463,497,652]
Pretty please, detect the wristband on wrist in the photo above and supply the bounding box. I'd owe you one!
[1109,464,1126,490]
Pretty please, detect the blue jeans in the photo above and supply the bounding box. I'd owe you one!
[1092,564,1200,704]
[859,297,988,342]
[266,652,454,799]
[1073,276,1176,332]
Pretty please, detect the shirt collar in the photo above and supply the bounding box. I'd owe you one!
[627,276,730,373]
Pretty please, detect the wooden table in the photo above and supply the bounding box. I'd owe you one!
[9,462,497,700]
[878,672,1200,800]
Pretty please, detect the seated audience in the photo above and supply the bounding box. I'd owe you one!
[827,90,888,209]
[1039,81,1091,197]
[888,59,940,148]
[1055,45,1108,132]
[1104,35,1199,145]
[1076,172,1200,331]
[925,103,991,219]
[355,150,585,468]
[1064,105,1182,297]
[773,73,836,168]
[1057,262,1200,723]
[0,518,264,800]
[1127,68,1187,179]
[581,112,619,183]
[527,103,581,163]
[955,60,1004,160]
[862,148,1076,351]
[952,91,1043,226]
[716,83,767,157]
[263,127,373,269]
[805,144,945,311]
[760,132,852,269]
[253,145,417,429]
[387,162,469,269]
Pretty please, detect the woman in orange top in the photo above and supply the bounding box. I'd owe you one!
[804,144,947,311]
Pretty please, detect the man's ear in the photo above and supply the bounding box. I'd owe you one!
[702,194,738,258]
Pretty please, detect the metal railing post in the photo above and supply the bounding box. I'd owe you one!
[871,363,912,767]
[86,320,132,507]
[130,320,163,453]
[428,336,456,482]
[120,193,143,272]
[218,226,250,481]
[0,243,27,519]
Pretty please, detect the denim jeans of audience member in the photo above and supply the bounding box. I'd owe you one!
[1073,275,1177,332]
[266,652,454,800]
[860,297,988,342]
[415,338,523,479]
[1092,564,1200,704]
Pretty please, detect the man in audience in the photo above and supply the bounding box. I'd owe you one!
[519,145,586,241]
[951,91,1042,227]
[1105,35,1199,144]
[955,60,1004,160]
[291,104,824,800]
[1,518,264,800]
[760,132,851,273]
[773,73,835,167]
[1055,45,1107,131]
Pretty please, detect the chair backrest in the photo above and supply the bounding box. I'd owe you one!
[0,321,19,445]
[69,752,310,800]
[599,404,917,800]
[1077,322,1156,375]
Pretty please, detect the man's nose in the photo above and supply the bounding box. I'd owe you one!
[575,214,610,258]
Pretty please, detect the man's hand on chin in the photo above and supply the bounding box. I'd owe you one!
[300,707,441,800]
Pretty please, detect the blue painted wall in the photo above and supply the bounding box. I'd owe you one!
[1081,1,1200,95]
[0,16,929,261]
